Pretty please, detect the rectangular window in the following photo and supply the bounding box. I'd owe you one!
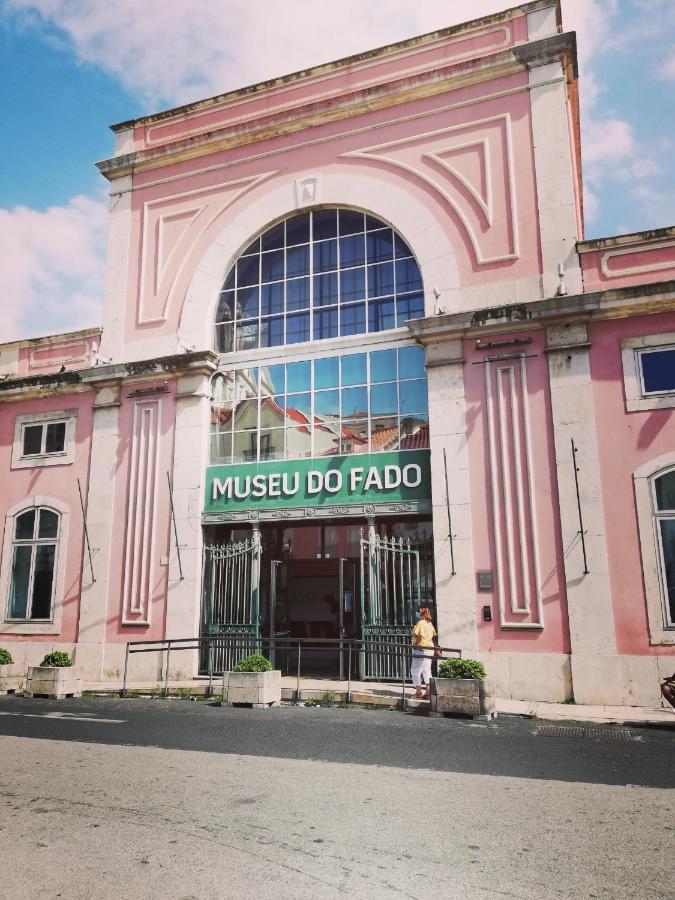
[21,420,67,457]
[639,347,675,395]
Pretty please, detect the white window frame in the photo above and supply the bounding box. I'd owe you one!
[621,332,675,412]
[634,454,675,645]
[0,497,69,635]
[11,409,77,469]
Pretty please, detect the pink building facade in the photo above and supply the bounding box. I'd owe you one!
[1,0,673,705]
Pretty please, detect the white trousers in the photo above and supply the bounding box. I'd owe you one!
[411,651,432,687]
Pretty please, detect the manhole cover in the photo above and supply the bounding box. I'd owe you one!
[536,725,636,741]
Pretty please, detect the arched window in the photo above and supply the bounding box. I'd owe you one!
[214,209,423,353]
[6,507,60,621]
[654,469,675,626]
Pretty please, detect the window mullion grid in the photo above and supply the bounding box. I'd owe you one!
[309,211,314,344]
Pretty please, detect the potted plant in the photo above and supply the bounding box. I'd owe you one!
[430,658,495,720]
[221,653,281,708]
[26,651,82,699]
[0,648,24,695]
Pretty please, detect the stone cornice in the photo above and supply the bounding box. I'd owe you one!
[407,280,675,344]
[577,225,675,253]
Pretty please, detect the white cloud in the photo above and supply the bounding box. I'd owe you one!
[660,52,675,80]
[0,194,106,342]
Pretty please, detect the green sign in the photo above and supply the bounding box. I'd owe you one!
[204,450,431,513]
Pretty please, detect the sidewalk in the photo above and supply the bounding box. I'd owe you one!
[83,675,675,727]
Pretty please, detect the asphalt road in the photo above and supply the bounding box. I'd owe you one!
[1,695,673,899]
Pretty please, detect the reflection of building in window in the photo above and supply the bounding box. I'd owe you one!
[7,508,59,621]
[209,347,429,464]
[214,209,423,353]
[654,469,675,626]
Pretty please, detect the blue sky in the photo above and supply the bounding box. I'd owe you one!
[1,0,673,342]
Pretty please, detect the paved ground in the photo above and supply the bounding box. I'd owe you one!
[1,695,673,899]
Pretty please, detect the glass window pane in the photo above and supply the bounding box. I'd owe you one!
[642,349,675,393]
[286,312,310,345]
[340,267,365,303]
[259,428,284,461]
[368,262,394,298]
[313,209,337,240]
[241,236,260,256]
[314,422,341,458]
[8,545,32,619]
[235,369,257,399]
[315,389,340,419]
[286,213,310,247]
[261,221,284,251]
[211,402,233,434]
[339,234,365,268]
[399,379,428,415]
[342,385,368,419]
[232,399,258,431]
[236,320,259,350]
[15,510,36,540]
[31,544,55,619]
[339,303,366,336]
[286,392,311,419]
[233,430,258,463]
[216,291,235,322]
[398,345,426,380]
[223,267,236,292]
[314,356,339,390]
[22,425,42,456]
[371,349,397,383]
[287,277,310,311]
[396,293,424,325]
[215,323,234,353]
[340,420,369,455]
[45,422,66,453]
[38,509,59,539]
[287,361,311,393]
[260,316,284,348]
[341,353,367,386]
[339,210,364,236]
[366,214,386,231]
[395,258,423,293]
[287,245,310,278]
[370,418,400,452]
[370,381,398,417]
[368,298,395,333]
[313,272,338,307]
[313,239,337,273]
[659,519,675,624]
[656,472,675,511]
[236,285,259,319]
[314,307,338,340]
[261,281,284,316]
[366,229,394,263]
[261,249,285,283]
[237,255,259,287]
[286,425,312,459]
[400,414,429,450]
[260,396,287,429]
[394,233,413,259]
[260,364,285,395]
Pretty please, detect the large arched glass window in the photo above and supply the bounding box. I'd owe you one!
[214,209,424,353]
[6,507,60,621]
[654,469,675,626]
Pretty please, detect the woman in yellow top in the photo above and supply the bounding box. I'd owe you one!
[411,607,437,700]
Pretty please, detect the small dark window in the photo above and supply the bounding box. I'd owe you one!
[45,422,66,454]
[22,425,43,456]
[21,420,67,457]
[640,348,675,394]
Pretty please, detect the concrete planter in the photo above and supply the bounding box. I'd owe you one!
[0,664,25,695]
[430,677,496,720]
[26,666,82,699]
[222,670,281,708]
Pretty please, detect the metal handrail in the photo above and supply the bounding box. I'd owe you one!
[121,635,462,709]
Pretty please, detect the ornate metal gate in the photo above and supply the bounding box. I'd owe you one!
[200,532,261,674]
[360,530,427,680]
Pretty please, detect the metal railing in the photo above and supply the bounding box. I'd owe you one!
[121,635,462,711]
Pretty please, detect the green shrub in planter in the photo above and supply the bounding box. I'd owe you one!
[0,648,13,666]
[39,651,73,668]
[438,658,486,680]
[233,653,272,673]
